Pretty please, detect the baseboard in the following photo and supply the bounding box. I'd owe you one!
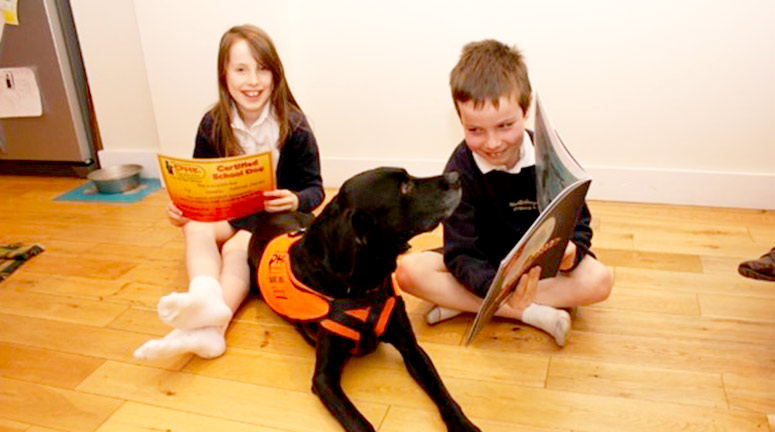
[96,151,775,210]
[587,166,775,210]
[324,157,775,210]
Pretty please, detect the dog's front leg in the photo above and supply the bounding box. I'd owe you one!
[311,334,374,432]
[383,301,481,432]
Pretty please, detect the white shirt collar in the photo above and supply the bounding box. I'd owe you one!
[230,102,273,132]
[472,130,535,174]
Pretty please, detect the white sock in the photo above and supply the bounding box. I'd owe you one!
[158,276,232,329]
[425,305,464,325]
[133,327,226,360]
[521,303,571,346]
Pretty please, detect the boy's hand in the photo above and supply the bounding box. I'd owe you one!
[167,202,190,227]
[263,189,299,213]
[507,265,541,312]
[559,241,577,271]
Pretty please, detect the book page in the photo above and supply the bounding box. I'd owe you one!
[463,95,591,346]
[534,95,590,210]
[158,153,275,222]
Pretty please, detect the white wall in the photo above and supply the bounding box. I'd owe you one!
[69,0,160,174]
[72,0,775,209]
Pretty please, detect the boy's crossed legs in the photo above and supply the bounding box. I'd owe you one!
[395,251,612,346]
[134,224,253,360]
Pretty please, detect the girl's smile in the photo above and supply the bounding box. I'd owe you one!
[225,39,274,127]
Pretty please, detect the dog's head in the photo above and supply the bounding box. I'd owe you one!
[304,167,461,292]
[336,167,461,244]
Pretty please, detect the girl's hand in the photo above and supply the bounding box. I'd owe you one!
[263,189,299,213]
[167,202,190,227]
[559,241,577,271]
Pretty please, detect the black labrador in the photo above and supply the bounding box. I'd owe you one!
[247,167,480,432]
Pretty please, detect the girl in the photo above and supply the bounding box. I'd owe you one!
[135,25,324,360]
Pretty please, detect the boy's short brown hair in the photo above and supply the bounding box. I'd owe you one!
[450,39,532,115]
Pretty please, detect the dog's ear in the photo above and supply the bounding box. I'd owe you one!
[350,210,374,247]
[326,209,373,278]
[319,208,356,277]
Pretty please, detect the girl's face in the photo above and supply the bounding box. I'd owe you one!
[225,38,274,126]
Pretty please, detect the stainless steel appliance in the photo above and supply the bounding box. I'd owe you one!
[0,0,98,176]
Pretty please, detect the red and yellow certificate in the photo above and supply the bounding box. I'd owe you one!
[157,152,275,222]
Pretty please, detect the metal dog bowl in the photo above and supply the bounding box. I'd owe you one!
[87,164,143,194]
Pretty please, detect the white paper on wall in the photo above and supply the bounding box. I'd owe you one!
[2,0,19,26]
[0,67,43,118]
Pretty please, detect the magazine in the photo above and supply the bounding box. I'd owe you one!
[462,95,592,346]
[157,152,275,222]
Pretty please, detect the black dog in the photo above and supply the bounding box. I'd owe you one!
[247,167,480,432]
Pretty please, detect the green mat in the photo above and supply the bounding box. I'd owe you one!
[0,243,45,282]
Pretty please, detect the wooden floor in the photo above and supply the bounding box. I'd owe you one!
[0,174,774,432]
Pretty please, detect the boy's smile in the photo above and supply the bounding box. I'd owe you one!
[458,95,528,170]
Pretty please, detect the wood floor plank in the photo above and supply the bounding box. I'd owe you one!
[546,356,727,409]
[106,308,171,336]
[4,274,126,299]
[0,418,29,432]
[0,377,122,432]
[0,343,104,389]
[103,281,177,309]
[591,286,700,316]
[18,252,137,280]
[614,266,775,298]
[594,248,703,272]
[183,341,549,399]
[590,201,775,227]
[699,293,775,322]
[0,313,188,371]
[701,254,753,275]
[118,261,188,288]
[472,319,775,376]
[96,402,286,432]
[77,361,388,432]
[571,307,775,345]
[379,405,570,432]
[748,225,775,245]
[589,229,635,250]
[0,286,129,326]
[724,372,775,414]
[51,224,178,248]
[27,428,68,432]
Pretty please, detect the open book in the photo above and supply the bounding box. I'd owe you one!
[157,152,275,222]
[462,95,591,346]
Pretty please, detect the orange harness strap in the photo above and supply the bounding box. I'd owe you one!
[257,232,401,354]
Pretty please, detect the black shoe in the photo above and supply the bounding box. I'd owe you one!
[738,247,775,282]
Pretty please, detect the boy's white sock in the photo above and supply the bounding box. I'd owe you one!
[521,303,571,346]
[158,276,232,329]
[425,305,464,325]
[133,327,226,360]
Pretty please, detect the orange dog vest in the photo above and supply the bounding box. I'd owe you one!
[257,232,401,355]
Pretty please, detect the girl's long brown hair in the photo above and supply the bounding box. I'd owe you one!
[210,25,301,156]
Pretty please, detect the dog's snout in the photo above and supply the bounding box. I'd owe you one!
[443,171,461,190]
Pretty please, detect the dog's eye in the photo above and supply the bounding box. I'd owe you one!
[400,181,413,195]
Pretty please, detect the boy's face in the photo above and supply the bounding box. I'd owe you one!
[458,95,527,170]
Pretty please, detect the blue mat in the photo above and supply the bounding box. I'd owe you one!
[54,178,161,203]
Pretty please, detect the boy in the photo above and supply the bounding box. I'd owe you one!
[396,40,613,346]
